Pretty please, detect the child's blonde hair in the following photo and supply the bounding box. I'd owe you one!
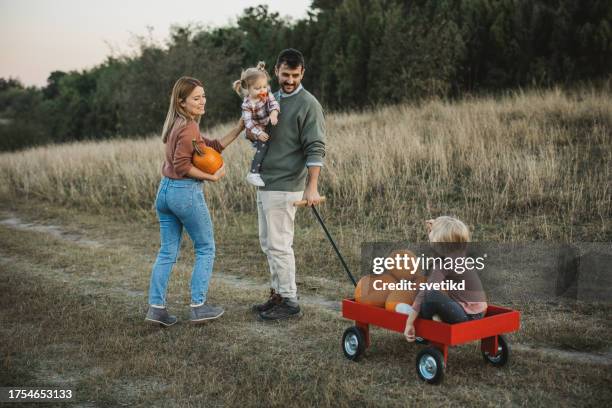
[233,61,270,98]
[428,216,471,243]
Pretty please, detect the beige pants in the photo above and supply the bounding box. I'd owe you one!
[257,190,304,299]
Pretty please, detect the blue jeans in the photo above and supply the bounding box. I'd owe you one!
[148,177,215,306]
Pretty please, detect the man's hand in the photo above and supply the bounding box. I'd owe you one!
[425,219,434,233]
[302,186,321,207]
[303,166,321,206]
[270,110,279,126]
[258,132,270,142]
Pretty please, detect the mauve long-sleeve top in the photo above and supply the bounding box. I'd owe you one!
[162,120,223,179]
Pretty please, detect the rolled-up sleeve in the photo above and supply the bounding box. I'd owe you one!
[172,123,198,177]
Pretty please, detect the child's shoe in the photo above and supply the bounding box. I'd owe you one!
[246,173,265,187]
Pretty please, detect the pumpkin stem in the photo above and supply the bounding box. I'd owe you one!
[192,139,204,156]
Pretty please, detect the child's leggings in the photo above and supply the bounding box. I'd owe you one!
[250,140,269,174]
[419,290,484,323]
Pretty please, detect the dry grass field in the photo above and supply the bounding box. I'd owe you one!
[0,87,611,407]
[1,86,610,242]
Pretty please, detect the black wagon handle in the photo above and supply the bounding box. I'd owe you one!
[292,197,357,287]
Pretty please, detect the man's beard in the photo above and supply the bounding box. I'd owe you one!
[282,83,297,92]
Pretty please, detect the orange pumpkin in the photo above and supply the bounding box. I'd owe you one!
[354,273,397,308]
[384,275,427,312]
[386,249,422,281]
[192,139,223,174]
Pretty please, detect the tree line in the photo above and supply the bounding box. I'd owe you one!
[1,0,610,151]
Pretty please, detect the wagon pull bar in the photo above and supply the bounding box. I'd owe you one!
[292,197,358,287]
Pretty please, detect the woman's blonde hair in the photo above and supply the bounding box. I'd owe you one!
[233,61,270,98]
[161,76,203,143]
[428,216,471,243]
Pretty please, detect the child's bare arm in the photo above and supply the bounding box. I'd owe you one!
[404,310,419,342]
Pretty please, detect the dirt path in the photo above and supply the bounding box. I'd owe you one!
[513,344,612,366]
[0,209,341,310]
[0,213,102,247]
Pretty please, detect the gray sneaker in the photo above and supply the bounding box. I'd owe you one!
[190,303,224,324]
[145,306,178,327]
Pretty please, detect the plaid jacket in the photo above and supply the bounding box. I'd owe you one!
[241,91,280,136]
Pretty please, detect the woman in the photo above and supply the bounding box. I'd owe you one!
[145,76,244,327]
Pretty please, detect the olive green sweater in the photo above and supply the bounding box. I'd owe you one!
[260,87,326,191]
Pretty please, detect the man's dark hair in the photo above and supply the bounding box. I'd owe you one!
[276,48,305,69]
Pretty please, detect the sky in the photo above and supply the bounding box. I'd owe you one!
[0,0,312,87]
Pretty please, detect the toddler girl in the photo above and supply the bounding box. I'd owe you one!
[233,61,280,187]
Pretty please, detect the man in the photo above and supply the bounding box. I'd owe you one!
[248,48,325,321]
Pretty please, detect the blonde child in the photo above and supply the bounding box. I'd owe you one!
[404,216,488,342]
[233,61,280,187]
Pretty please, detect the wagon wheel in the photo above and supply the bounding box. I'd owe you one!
[482,335,510,367]
[342,326,366,361]
[415,347,445,384]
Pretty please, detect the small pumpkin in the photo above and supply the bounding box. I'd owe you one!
[386,249,422,281]
[384,275,427,313]
[192,139,223,174]
[354,273,397,308]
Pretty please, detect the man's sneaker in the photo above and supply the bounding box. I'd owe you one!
[246,173,265,187]
[258,298,302,321]
[190,303,224,324]
[145,306,178,327]
[251,289,283,314]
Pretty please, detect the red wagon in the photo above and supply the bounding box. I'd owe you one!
[341,299,521,383]
[294,199,521,384]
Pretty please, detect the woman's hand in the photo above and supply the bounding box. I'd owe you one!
[209,164,226,182]
[258,132,270,142]
[404,322,416,342]
[245,129,256,142]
